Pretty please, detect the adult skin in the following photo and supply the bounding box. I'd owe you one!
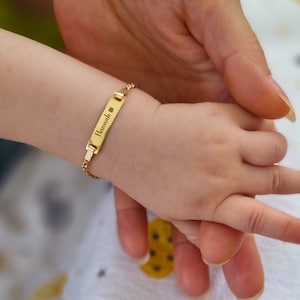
[54,1,296,298]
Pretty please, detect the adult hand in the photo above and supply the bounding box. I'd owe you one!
[54,1,295,298]
[115,187,264,299]
[54,0,294,119]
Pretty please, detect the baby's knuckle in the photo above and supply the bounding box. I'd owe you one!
[247,207,265,233]
[203,102,227,121]
[272,135,287,161]
[271,168,283,193]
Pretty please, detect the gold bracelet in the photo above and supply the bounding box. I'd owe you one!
[82,83,136,179]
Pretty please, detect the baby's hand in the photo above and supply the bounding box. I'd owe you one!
[100,97,300,243]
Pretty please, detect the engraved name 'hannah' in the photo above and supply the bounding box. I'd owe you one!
[95,113,111,137]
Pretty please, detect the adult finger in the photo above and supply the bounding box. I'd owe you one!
[213,194,300,243]
[223,234,264,299]
[199,221,245,265]
[114,187,149,262]
[240,131,287,166]
[185,0,295,121]
[172,220,245,268]
[172,225,210,298]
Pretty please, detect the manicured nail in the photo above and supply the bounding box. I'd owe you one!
[270,77,296,122]
[190,290,210,300]
[133,252,150,266]
[278,94,296,122]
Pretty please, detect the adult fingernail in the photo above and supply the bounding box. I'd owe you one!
[133,251,150,266]
[190,290,210,300]
[278,93,296,122]
[237,290,263,300]
[202,256,231,266]
[270,77,296,122]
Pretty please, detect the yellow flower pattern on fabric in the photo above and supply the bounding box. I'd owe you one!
[140,218,174,279]
[30,273,68,300]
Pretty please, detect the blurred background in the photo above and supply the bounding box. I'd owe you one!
[0,2,103,300]
[0,0,62,188]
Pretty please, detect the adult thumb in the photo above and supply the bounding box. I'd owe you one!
[186,0,295,121]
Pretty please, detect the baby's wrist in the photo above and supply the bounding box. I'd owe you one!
[83,86,160,182]
[81,83,137,179]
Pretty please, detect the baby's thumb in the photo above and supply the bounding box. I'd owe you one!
[188,0,295,121]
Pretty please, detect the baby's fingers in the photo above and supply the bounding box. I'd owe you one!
[240,131,287,166]
[214,195,300,243]
[242,165,300,195]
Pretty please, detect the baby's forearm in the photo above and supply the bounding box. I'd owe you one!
[0,29,159,179]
